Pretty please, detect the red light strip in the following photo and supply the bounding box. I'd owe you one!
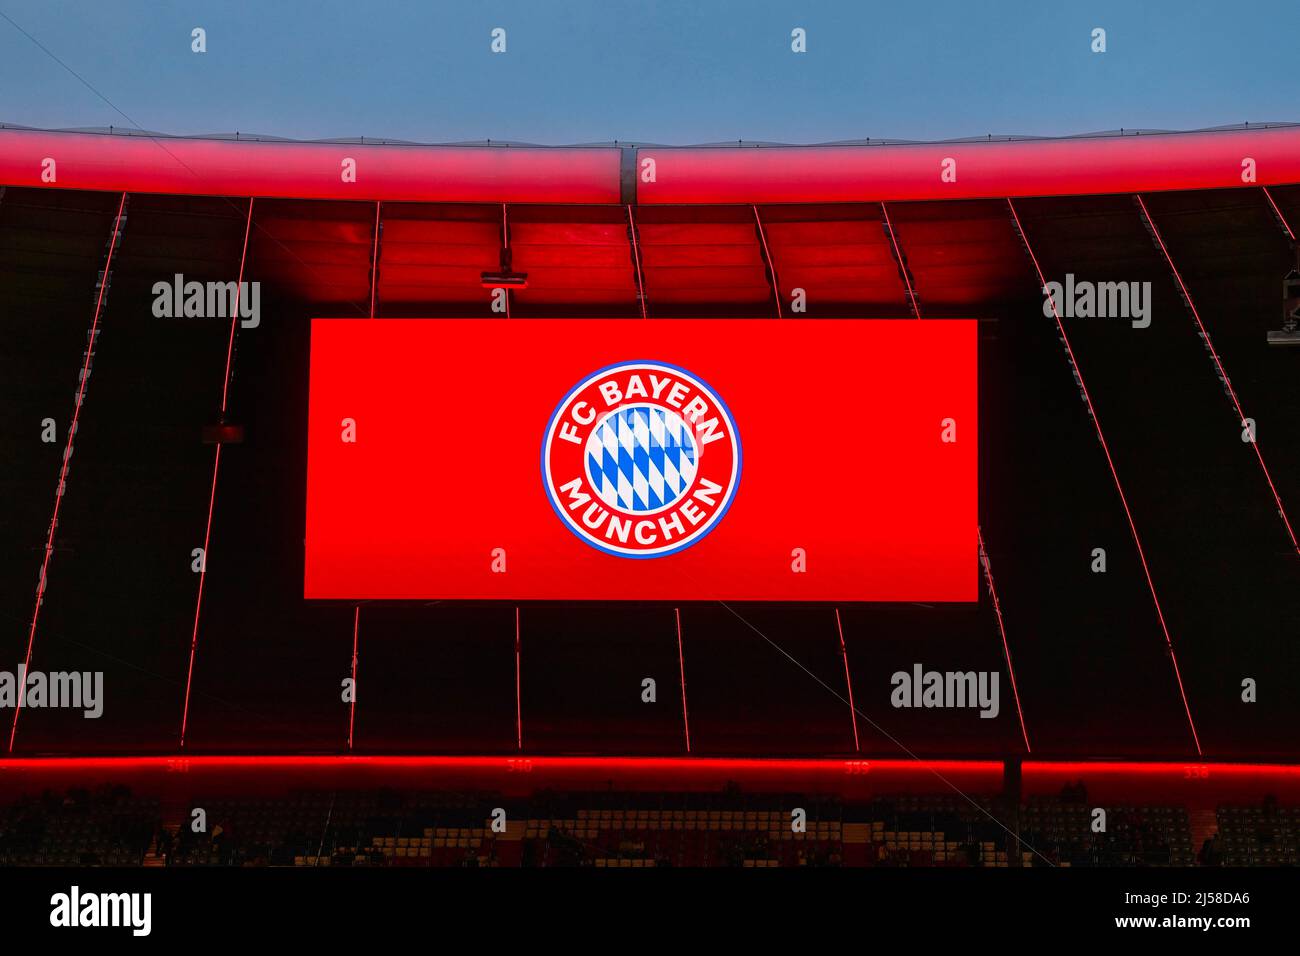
[179,197,255,748]
[10,191,127,752]
[348,606,360,750]
[2,754,1297,784]
[1025,760,1300,778]
[1262,186,1296,241]
[627,204,647,319]
[1008,198,1202,756]
[978,528,1030,752]
[675,608,692,753]
[1137,194,1299,555]
[881,201,919,318]
[514,607,522,750]
[752,205,782,318]
[833,609,860,752]
[0,754,1006,774]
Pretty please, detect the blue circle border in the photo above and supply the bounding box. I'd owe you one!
[541,359,743,560]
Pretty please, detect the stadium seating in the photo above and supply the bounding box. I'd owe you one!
[1,784,1289,867]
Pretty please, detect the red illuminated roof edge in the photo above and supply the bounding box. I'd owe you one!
[1,126,1298,204]
[638,127,1300,203]
[0,756,1293,775]
[0,128,622,204]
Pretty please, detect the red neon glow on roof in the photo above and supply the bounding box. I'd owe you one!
[1,127,1298,203]
[0,129,621,203]
[637,128,1300,203]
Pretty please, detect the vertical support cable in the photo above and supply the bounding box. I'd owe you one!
[179,196,255,748]
[217,198,255,417]
[514,606,523,750]
[979,528,1030,752]
[368,200,382,318]
[627,204,647,319]
[501,202,511,319]
[833,609,860,752]
[881,215,1029,751]
[882,201,920,318]
[1008,197,1201,755]
[1136,193,1298,555]
[1262,186,1295,242]
[347,606,360,750]
[343,201,383,750]
[11,191,128,752]
[674,608,691,753]
[752,205,782,318]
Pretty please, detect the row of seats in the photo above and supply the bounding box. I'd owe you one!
[0,788,158,867]
[1021,800,1196,867]
[2,785,1295,867]
[1211,803,1300,866]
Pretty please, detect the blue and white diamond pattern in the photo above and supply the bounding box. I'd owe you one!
[585,405,698,513]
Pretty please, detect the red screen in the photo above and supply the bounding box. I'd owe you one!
[305,319,977,601]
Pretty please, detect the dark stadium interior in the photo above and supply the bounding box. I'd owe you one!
[1,180,1297,766]
[0,758,1296,868]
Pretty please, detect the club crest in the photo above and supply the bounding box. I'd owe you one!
[542,361,741,557]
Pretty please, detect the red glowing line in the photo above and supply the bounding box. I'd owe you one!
[10,191,126,753]
[3,754,1296,781]
[219,198,254,415]
[1137,193,1299,556]
[1262,186,1296,241]
[675,608,691,753]
[502,203,511,320]
[881,201,918,318]
[880,220,1025,747]
[833,609,860,752]
[751,205,782,319]
[369,201,381,318]
[0,755,1007,774]
[514,607,522,750]
[179,444,220,749]
[1025,760,1300,777]
[1008,198,1202,756]
[180,197,255,748]
[627,204,647,319]
[348,606,360,750]
[978,528,1030,753]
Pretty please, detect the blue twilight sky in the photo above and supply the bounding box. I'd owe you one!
[0,1,1295,144]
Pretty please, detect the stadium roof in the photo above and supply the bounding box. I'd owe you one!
[3,124,1300,203]
[0,125,1297,760]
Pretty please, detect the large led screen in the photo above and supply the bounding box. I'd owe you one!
[305,318,977,601]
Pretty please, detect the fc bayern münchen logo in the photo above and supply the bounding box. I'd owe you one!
[542,361,742,558]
